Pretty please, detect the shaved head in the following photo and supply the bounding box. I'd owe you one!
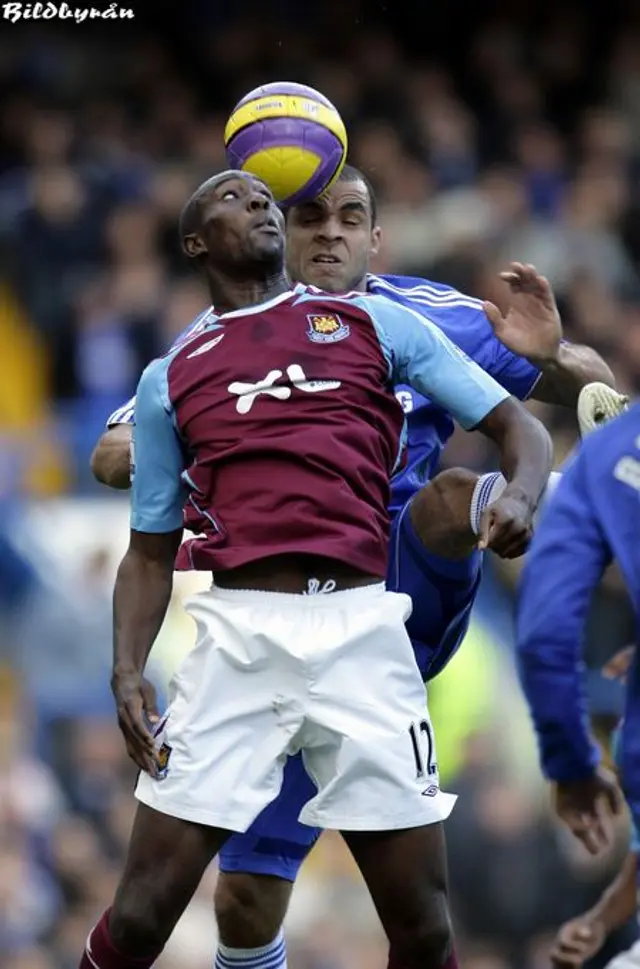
[178,171,241,247]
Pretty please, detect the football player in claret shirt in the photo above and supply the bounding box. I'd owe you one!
[81,170,553,969]
[90,166,622,969]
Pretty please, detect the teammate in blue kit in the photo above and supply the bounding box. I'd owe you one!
[516,406,640,860]
[551,708,639,969]
[92,166,619,969]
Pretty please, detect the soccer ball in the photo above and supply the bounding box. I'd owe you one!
[224,81,348,207]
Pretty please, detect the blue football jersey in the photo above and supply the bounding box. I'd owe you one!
[367,275,541,514]
[517,405,640,821]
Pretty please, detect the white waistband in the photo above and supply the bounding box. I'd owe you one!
[207,581,386,607]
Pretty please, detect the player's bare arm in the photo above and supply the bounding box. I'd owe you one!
[551,851,637,968]
[484,262,617,405]
[473,397,553,558]
[112,528,182,774]
[91,424,132,489]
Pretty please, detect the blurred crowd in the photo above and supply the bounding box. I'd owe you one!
[2,4,640,968]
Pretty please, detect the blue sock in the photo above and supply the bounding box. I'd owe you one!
[215,930,287,969]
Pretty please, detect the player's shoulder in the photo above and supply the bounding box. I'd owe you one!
[563,404,640,500]
[293,283,395,320]
[135,354,174,414]
[582,403,640,453]
[366,273,484,315]
[141,322,222,388]
[169,306,216,351]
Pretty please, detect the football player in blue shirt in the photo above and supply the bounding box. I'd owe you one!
[92,166,622,969]
[517,406,640,858]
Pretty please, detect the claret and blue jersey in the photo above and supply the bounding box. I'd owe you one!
[130,283,508,577]
[109,273,541,514]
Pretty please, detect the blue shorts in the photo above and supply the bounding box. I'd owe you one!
[219,751,319,880]
[387,498,482,680]
[218,496,481,881]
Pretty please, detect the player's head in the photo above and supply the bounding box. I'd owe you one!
[285,164,381,293]
[179,171,285,277]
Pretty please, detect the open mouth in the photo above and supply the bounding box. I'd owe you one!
[311,254,341,264]
[254,218,280,235]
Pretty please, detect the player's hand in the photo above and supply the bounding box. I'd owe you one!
[554,766,624,854]
[550,917,607,968]
[484,262,562,364]
[477,493,533,558]
[111,671,161,776]
[602,645,635,683]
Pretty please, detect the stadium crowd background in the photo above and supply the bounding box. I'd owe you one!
[2,3,640,968]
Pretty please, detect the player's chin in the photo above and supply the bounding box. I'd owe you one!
[251,232,284,262]
[304,263,351,293]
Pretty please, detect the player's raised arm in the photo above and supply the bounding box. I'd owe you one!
[112,358,186,776]
[516,445,622,851]
[363,295,553,558]
[483,262,616,406]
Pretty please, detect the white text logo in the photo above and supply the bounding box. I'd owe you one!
[395,390,414,414]
[2,2,134,21]
[228,364,341,415]
[614,456,640,492]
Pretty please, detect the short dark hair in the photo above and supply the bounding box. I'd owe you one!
[337,164,378,227]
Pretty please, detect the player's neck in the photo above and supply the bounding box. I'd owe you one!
[207,271,291,315]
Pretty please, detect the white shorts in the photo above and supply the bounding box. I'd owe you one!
[135,583,456,833]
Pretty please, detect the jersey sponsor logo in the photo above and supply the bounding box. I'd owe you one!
[614,456,640,492]
[307,313,350,343]
[228,363,341,414]
[187,333,225,358]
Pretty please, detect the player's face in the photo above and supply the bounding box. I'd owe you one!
[286,180,382,293]
[186,173,285,271]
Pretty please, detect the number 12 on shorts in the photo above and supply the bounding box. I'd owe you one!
[409,719,437,778]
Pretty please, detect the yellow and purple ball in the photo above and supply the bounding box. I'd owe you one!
[224,82,348,206]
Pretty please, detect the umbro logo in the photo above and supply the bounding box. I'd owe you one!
[187,333,225,358]
[421,785,439,797]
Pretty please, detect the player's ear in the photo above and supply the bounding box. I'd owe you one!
[182,233,207,259]
[370,226,382,258]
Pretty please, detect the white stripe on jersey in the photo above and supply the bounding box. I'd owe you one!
[107,398,136,426]
[302,278,483,313]
[382,290,484,314]
[172,306,216,347]
[368,274,484,311]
